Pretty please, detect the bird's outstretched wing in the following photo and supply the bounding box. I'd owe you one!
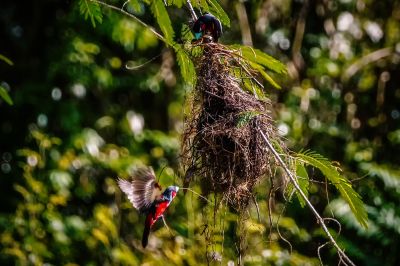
[117,167,162,212]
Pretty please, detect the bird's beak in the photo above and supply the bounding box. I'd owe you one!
[194,32,202,40]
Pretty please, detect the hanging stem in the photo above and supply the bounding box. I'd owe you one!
[181,187,212,204]
[257,128,356,266]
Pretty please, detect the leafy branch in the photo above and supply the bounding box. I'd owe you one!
[298,151,368,228]
[88,0,166,42]
[258,128,357,266]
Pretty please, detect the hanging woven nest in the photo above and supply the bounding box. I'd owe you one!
[182,43,285,210]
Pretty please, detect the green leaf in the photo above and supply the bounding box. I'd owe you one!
[232,67,266,98]
[295,163,309,207]
[236,111,261,128]
[176,48,196,86]
[228,45,286,89]
[248,61,282,89]
[150,0,175,45]
[284,162,309,207]
[230,45,287,75]
[297,151,368,228]
[243,77,266,99]
[166,0,184,8]
[181,24,194,42]
[257,69,281,89]
[0,54,13,65]
[193,0,209,13]
[0,86,13,105]
[126,0,144,13]
[79,0,103,28]
[207,0,230,27]
[191,0,229,27]
[360,162,400,190]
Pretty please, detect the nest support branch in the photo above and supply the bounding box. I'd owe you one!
[258,128,356,266]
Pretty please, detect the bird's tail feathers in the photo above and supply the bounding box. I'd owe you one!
[142,224,150,248]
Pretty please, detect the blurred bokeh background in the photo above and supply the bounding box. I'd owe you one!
[1,0,400,265]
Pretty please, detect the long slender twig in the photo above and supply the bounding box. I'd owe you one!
[276,204,293,253]
[317,241,330,266]
[267,175,274,241]
[257,128,356,266]
[161,215,174,237]
[181,187,213,204]
[90,0,167,42]
[252,194,261,223]
[186,0,198,21]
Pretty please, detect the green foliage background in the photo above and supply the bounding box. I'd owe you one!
[1,0,400,265]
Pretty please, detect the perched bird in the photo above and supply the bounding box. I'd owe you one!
[192,13,223,42]
[117,167,179,248]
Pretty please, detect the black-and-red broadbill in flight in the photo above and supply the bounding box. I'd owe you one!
[117,167,179,248]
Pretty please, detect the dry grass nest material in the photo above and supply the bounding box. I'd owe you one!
[182,43,284,210]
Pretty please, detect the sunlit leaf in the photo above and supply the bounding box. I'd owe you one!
[231,66,267,97]
[230,45,287,75]
[284,162,309,208]
[126,0,143,13]
[176,48,196,85]
[295,163,309,207]
[78,0,103,27]
[297,151,368,228]
[94,205,118,238]
[150,0,175,44]
[3,248,27,261]
[0,54,13,65]
[0,86,13,105]
[248,61,282,89]
[166,0,185,8]
[207,0,230,27]
[181,24,194,42]
[360,162,400,190]
[92,228,109,246]
[245,220,265,233]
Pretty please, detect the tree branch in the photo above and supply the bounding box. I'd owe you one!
[235,1,253,46]
[291,0,308,71]
[186,0,198,21]
[257,128,356,266]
